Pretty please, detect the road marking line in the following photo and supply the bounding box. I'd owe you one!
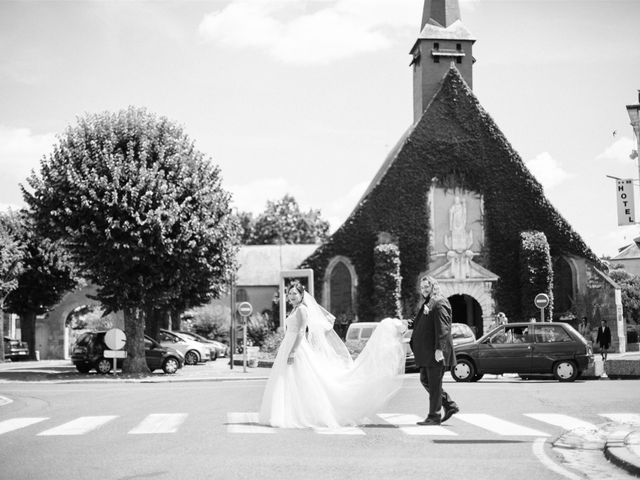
[227,412,275,434]
[0,417,48,435]
[525,413,596,430]
[599,413,640,425]
[129,413,188,434]
[0,395,13,407]
[378,413,457,436]
[456,414,550,436]
[532,438,583,480]
[313,426,366,435]
[37,416,117,436]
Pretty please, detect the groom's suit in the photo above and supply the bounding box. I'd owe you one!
[410,295,457,420]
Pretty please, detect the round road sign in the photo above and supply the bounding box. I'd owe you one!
[237,301,253,317]
[534,293,550,309]
[104,328,126,350]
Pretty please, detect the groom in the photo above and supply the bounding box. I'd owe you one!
[410,275,459,426]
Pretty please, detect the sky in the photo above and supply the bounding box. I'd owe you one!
[1,0,639,258]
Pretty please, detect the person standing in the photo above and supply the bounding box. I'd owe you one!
[410,275,459,426]
[596,319,611,361]
[578,317,590,340]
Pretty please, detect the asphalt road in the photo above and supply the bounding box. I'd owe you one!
[1,375,639,480]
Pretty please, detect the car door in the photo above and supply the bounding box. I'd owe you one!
[530,324,574,373]
[144,337,163,371]
[476,325,532,373]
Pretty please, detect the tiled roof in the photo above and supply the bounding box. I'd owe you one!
[236,244,319,286]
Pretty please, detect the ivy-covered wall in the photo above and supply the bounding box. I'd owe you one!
[303,67,599,322]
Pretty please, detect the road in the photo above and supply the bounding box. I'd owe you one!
[1,375,638,480]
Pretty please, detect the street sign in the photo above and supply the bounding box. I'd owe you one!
[534,293,550,309]
[237,301,253,317]
[616,179,635,226]
[104,350,127,359]
[104,328,126,350]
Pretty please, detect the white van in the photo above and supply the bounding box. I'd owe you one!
[345,322,380,342]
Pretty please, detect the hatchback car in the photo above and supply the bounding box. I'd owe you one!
[451,322,593,382]
[175,330,229,359]
[3,336,30,361]
[71,331,184,374]
[157,329,211,365]
[403,323,475,372]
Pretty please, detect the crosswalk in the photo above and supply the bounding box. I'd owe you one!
[1,412,638,438]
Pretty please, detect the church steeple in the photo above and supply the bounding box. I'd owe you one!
[411,0,475,122]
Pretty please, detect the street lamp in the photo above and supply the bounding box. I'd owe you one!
[627,90,640,180]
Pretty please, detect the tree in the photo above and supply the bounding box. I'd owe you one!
[519,231,553,321]
[608,265,640,327]
[248,195,329,244]
[24,107,239,373]
[3,211,77,359]
[0,211,25,362]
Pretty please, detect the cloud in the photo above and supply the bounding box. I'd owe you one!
[198,0,419,65]
[596,136,636,163]
[325,180,368,232]
[524,152,572,190]
[227,178,305,214]
[0,126,56,205]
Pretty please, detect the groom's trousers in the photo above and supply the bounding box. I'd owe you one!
[419,364,456,418]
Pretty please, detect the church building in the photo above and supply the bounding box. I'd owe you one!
[303,0,626,350]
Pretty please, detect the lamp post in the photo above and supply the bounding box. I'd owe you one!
[627,90,640,181]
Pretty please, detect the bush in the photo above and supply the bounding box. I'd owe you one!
[261,330,285,357]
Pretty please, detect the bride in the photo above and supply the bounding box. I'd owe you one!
[258,281,406,428]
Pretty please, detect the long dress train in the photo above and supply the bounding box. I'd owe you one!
[258,298,405,428]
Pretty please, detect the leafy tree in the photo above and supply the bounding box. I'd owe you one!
[519,231,553,321]
[235,211,255,244]
[608,265,640,328]
[0,211,25,362]
[24,107,239,373]
[249,195,329,244]
[4,211,78,359]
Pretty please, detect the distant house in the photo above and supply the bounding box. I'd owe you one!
[610,237,640,276]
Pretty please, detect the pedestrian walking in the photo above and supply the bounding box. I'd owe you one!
[578,316,590,340]
[596,319,611,361]
[410,275,459,426]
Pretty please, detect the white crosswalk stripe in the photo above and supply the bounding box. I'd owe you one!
[37,416,117,436]
[455,413,550,436]
[524,413,597,431]
[129,414,188,434]
[599,413,640,425]
[378,413,457,436]
[0,412,637,437]
[227,412,276,434]
[0,417,48,435]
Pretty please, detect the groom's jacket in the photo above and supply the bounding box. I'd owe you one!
[410,295,456,368]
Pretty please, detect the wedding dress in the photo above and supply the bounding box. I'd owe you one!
[258,293,406,428]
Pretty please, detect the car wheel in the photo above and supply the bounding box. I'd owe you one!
[471,373,484,382]
[451,358,475,382]
[75,364,91,373]
[162,357,180,374]
[553,360,578,382]
[96,358,112,374]
[184,350,199,366]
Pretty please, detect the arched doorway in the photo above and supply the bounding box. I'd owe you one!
[323,256,357,339]
[448,294,483,337]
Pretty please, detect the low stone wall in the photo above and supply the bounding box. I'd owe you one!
[605,359,640,379]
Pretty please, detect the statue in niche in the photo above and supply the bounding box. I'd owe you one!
[444,195,475,279]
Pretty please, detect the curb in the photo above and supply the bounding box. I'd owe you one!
[603,430,640,477]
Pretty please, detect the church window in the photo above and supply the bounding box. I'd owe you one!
[434,42,439,50]
[456,43,462,51]
[457,57,462,64]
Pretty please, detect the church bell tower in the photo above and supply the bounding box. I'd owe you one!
[410,0,476,122]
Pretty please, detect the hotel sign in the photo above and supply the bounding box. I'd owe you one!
[616,179,635,226]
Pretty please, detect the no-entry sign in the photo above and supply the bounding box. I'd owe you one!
[237,301,253,317]
[534,293,550,309]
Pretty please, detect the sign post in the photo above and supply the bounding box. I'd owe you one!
[104,328,126,375]
[534,293,550,323]
[237,302,253,373]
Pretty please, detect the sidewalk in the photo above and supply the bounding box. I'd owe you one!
[0,357,271,384]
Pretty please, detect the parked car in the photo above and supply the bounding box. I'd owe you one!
[451,322,593,383]
[3,336,30,361]
[71,331,184,374]
[403,323,475,372]
[157,329,211,366]
[175,330,229,359]
[345,322,379,343]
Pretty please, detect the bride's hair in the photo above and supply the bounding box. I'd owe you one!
[287,280,306,305]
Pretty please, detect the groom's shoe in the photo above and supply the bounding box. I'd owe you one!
[441,405,459,423]
[417,416,441,426]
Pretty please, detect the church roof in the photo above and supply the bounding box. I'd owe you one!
[417,19,475,42]
[236,244,319,286]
